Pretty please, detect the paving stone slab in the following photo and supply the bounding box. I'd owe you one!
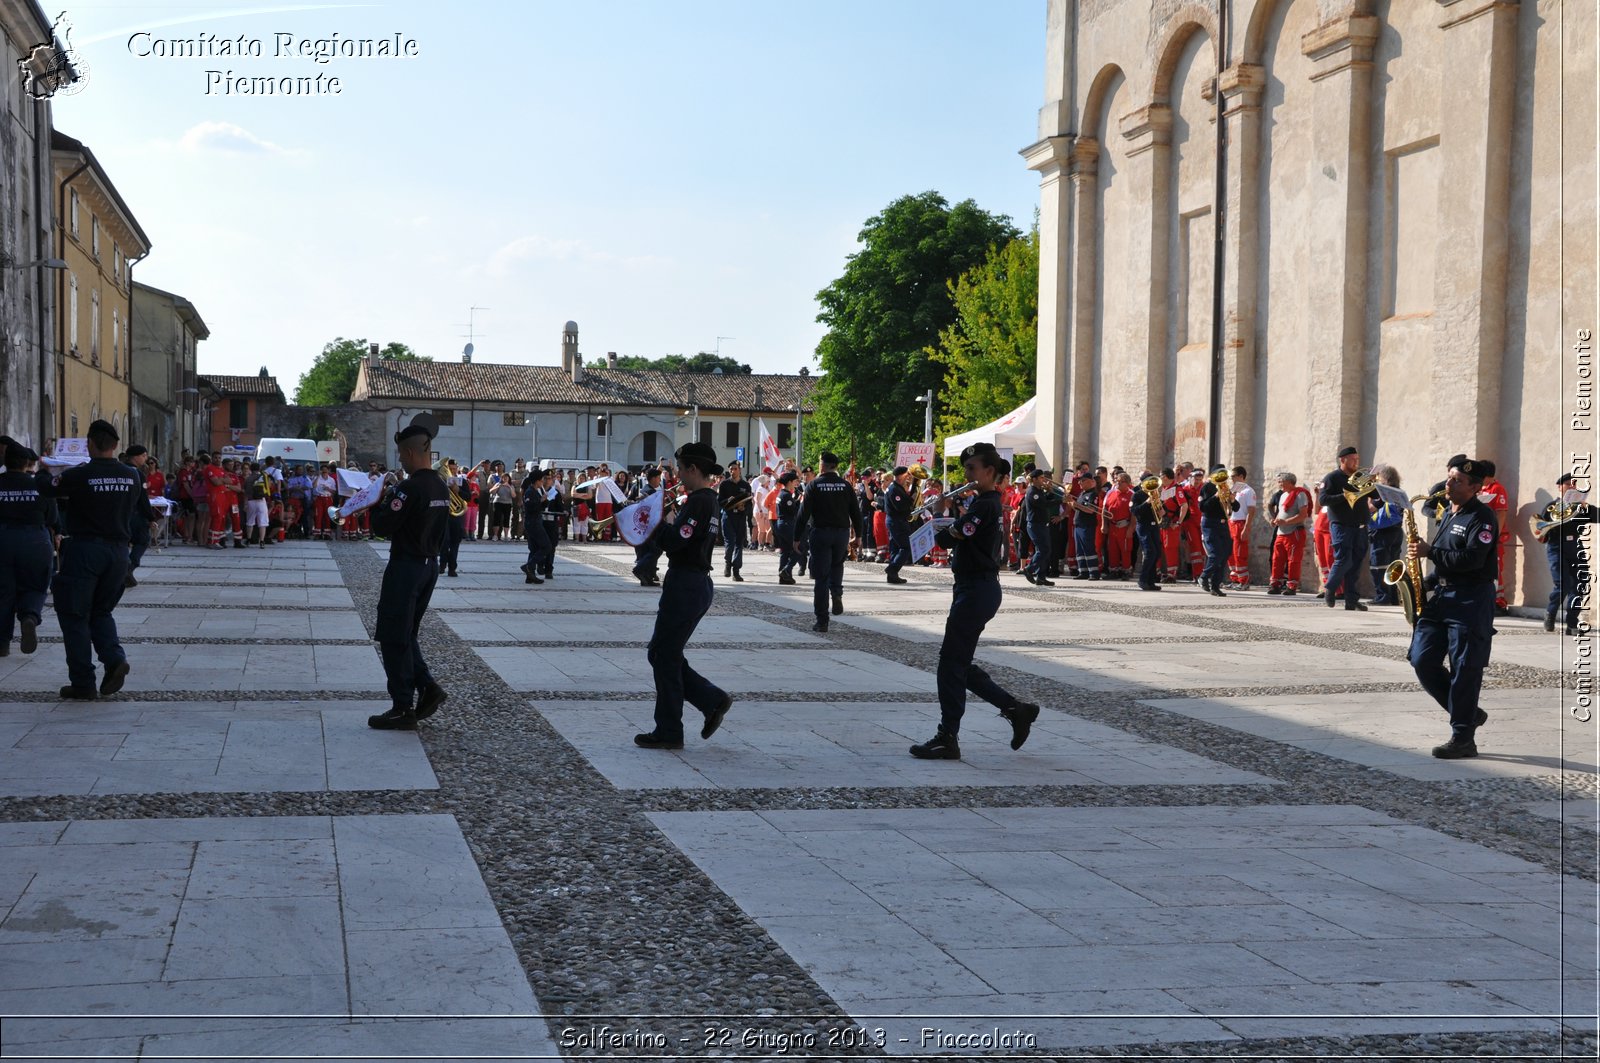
[1362,633,1570,673]
[0,645,387,695]
[482,647,929,693]
[1145,689,1593,780]
[425,588,663,611]
[30,608,367,642]
[741,588,1062,614]
[0,700,436,796]
[119,584,357,609]
[651,806,1593,1047]
[540,699,1273,790]
[978,639,1420,693]
[131,567,347,586]
[832,608,1223,644]
[441,611,822,644]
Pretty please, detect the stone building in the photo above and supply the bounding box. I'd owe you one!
[351,323,816,471]
[0,0,68,449]
[1025,0,1595,604]
[52,130,151,443]
[130,281,207,462]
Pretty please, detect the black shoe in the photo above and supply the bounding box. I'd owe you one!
[447,566,458,578]
[19,615,38,654]
[812,617,828,633]
[635,571,655,586]
[701,693,733,740]
[526,574,543,584]
[1161,576,1175,585]
[724,563,732,577]
[99,660,130,696]
[1544,614,1556,632]
[1567,624,1581,637]
[520,563,529,573]
[1021,571,1036,584]
[1200,578,1210,592]
[1267,585,1283,595]
[732,571,744,582]
[1325,589,1337,608]
[415,682,448,721]
[1283,589,1298,596]
[634,731,684,750]
[831,595,844,616]
[368,706,417,731]
[1210,588,1226,597]
[778,574,796,585]
[1471,708,1488,728]
[1001,703,1040,750]
[1345,601,1368,611]
[1035,577,1055,587]
[1432,736,1478,759]
[1138,583,1162,591]
[887,573,907,584]
[59,685,96,701]
[1495,603,1510,617]
[124,573,138,588]
[910,728,961,760]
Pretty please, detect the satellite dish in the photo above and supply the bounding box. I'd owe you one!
[463,343,474,357]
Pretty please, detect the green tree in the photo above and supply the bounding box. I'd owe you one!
[929,228,1039,438]
[294,338,426,406]
[811,191,1019,461]
[592,352,751,374]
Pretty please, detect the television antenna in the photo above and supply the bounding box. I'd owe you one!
[458,306,491,345]
[715,336,735,357]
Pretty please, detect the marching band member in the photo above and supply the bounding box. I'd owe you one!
[521,466,550,585]
[909,442,1040,761]
[1069,473,1102,580]
[1319,446,1369,611]
[1538,472,1593,635]
[1132,474,1164,591]
[883,466,915,584]
[1407,456,1498,759]
[1198,466,1230,597]
[774,470,801,585]
[1022,468,1061,586]
[0,444,51,657]
[367,420,450,730]
[718,461,752,581]
[795,451,860,632]
[634,442,733,750]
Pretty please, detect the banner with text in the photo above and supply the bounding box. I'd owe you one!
[895,442,935,471]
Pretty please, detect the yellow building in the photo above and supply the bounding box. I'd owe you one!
[52,130,151,442]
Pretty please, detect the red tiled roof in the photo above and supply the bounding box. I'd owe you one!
[357,360,816,411]
[200,374,284,400]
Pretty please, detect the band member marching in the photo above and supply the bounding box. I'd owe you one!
[910,443,1041,761]
[1132,474,1165,591]
[634,443,734,749]
[367,416,451,730]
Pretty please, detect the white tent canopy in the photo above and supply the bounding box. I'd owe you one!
[942,396,1044,464]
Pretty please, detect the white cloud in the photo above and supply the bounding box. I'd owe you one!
[178,121,294,155]
[486,234,671,278]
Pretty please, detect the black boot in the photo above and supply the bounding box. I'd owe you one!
[1544,614,1556,632]
[1431,734,1478,759]
[831,592,844,616]
[732,570,744,582]
[415,682,449,721]
[812,616,828,633]
[1001,703,1040,750]
[909,727,961,760]
[778,574,796,585]
[368,706,417,731]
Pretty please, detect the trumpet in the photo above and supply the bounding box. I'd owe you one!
[911,482,979,520]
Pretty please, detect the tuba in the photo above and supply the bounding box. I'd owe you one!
[1209,468,1234,512]
[908,464,930,482]
[433,457,467,518]
[1343,467,1381,509]
[1383,492,1441,628]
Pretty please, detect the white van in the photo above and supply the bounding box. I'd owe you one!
[255,438,320,465]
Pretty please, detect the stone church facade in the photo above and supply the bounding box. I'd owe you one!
[1025,0,1595,606]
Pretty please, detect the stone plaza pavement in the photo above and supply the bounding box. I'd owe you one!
[0,536,1595,1061]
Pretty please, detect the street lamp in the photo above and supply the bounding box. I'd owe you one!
[916,390,933,445]
[788,402,803,467]
[1,256,66,271]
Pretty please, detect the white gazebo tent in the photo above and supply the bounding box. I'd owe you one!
[942,396,1045,467]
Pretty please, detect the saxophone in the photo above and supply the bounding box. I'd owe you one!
[1383,492,1440,628]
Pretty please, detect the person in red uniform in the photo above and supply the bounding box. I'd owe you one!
[223,459,245,547]
[1158,468,1185,582]
[1267,472,1312,595]
[1181,467,1206,581]
[204,455,231,548]
[1476,460,1511,614]
[1101,471,1135,579]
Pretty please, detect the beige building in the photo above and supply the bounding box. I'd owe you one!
[130,281,208,462]
[1025,0,1595,605]
[52,130,151,443]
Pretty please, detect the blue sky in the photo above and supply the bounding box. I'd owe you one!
[57,0,1045,392]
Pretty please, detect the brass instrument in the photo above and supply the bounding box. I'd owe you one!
[1208,468,1234,512]
[908,464,930,482]
[1532,500,1585,541]
[1383,493,1438,628]
[433,457,467,518]
[1138,476,1165,527]
[1343,467,1380,509]
[911,481,979,520]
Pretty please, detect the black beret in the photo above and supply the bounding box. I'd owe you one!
[89,419,118,441]
[394,424,433,446]
[1337,446,1357,459]
[125,444,148,458]
[819,451,841,466]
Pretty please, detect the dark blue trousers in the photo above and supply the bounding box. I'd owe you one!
[1136,523,1163,588]
[1548,541,1584,629]
[1369,525,1404,604]
[128,517,150,571]
[1026,518,1051,580]
[886,517,912,575]
[722,508,748,570]
[648,568,724,739]
[774,520,797,577]
[1201,519,1230,588]
[1327,523,1368,604]
[634,540,663,580]
[375,554,439,708]
[937,578,1018,735]
[0,525,53,648]
[53,538,128,690]
[808,526,848,618]
[524,518,551,575]
[439,514,465,570]
[1408,581,1496,738]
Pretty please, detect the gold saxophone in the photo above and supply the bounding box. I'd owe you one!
[1383,491,1442,628]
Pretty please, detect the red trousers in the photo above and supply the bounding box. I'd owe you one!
[1228,522,1251,584]
[1271,529,1306,590]
[1106,524,1133,573]
[208,496,238,543]
[1314,522,1333,581]
[1182,521,1203,575]
[314,497,332,533]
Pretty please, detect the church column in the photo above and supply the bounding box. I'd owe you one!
[1214,63,1266,469]
[1023,135,1075,474]
[1117,104,1174,470]
[1432,0,1518,459]
[1300,15,1380,466]
[1066,137,1100,467]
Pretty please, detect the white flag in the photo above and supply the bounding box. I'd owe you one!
[336,467,374,496]
[758,418,783,471]
[617,487,664,546]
